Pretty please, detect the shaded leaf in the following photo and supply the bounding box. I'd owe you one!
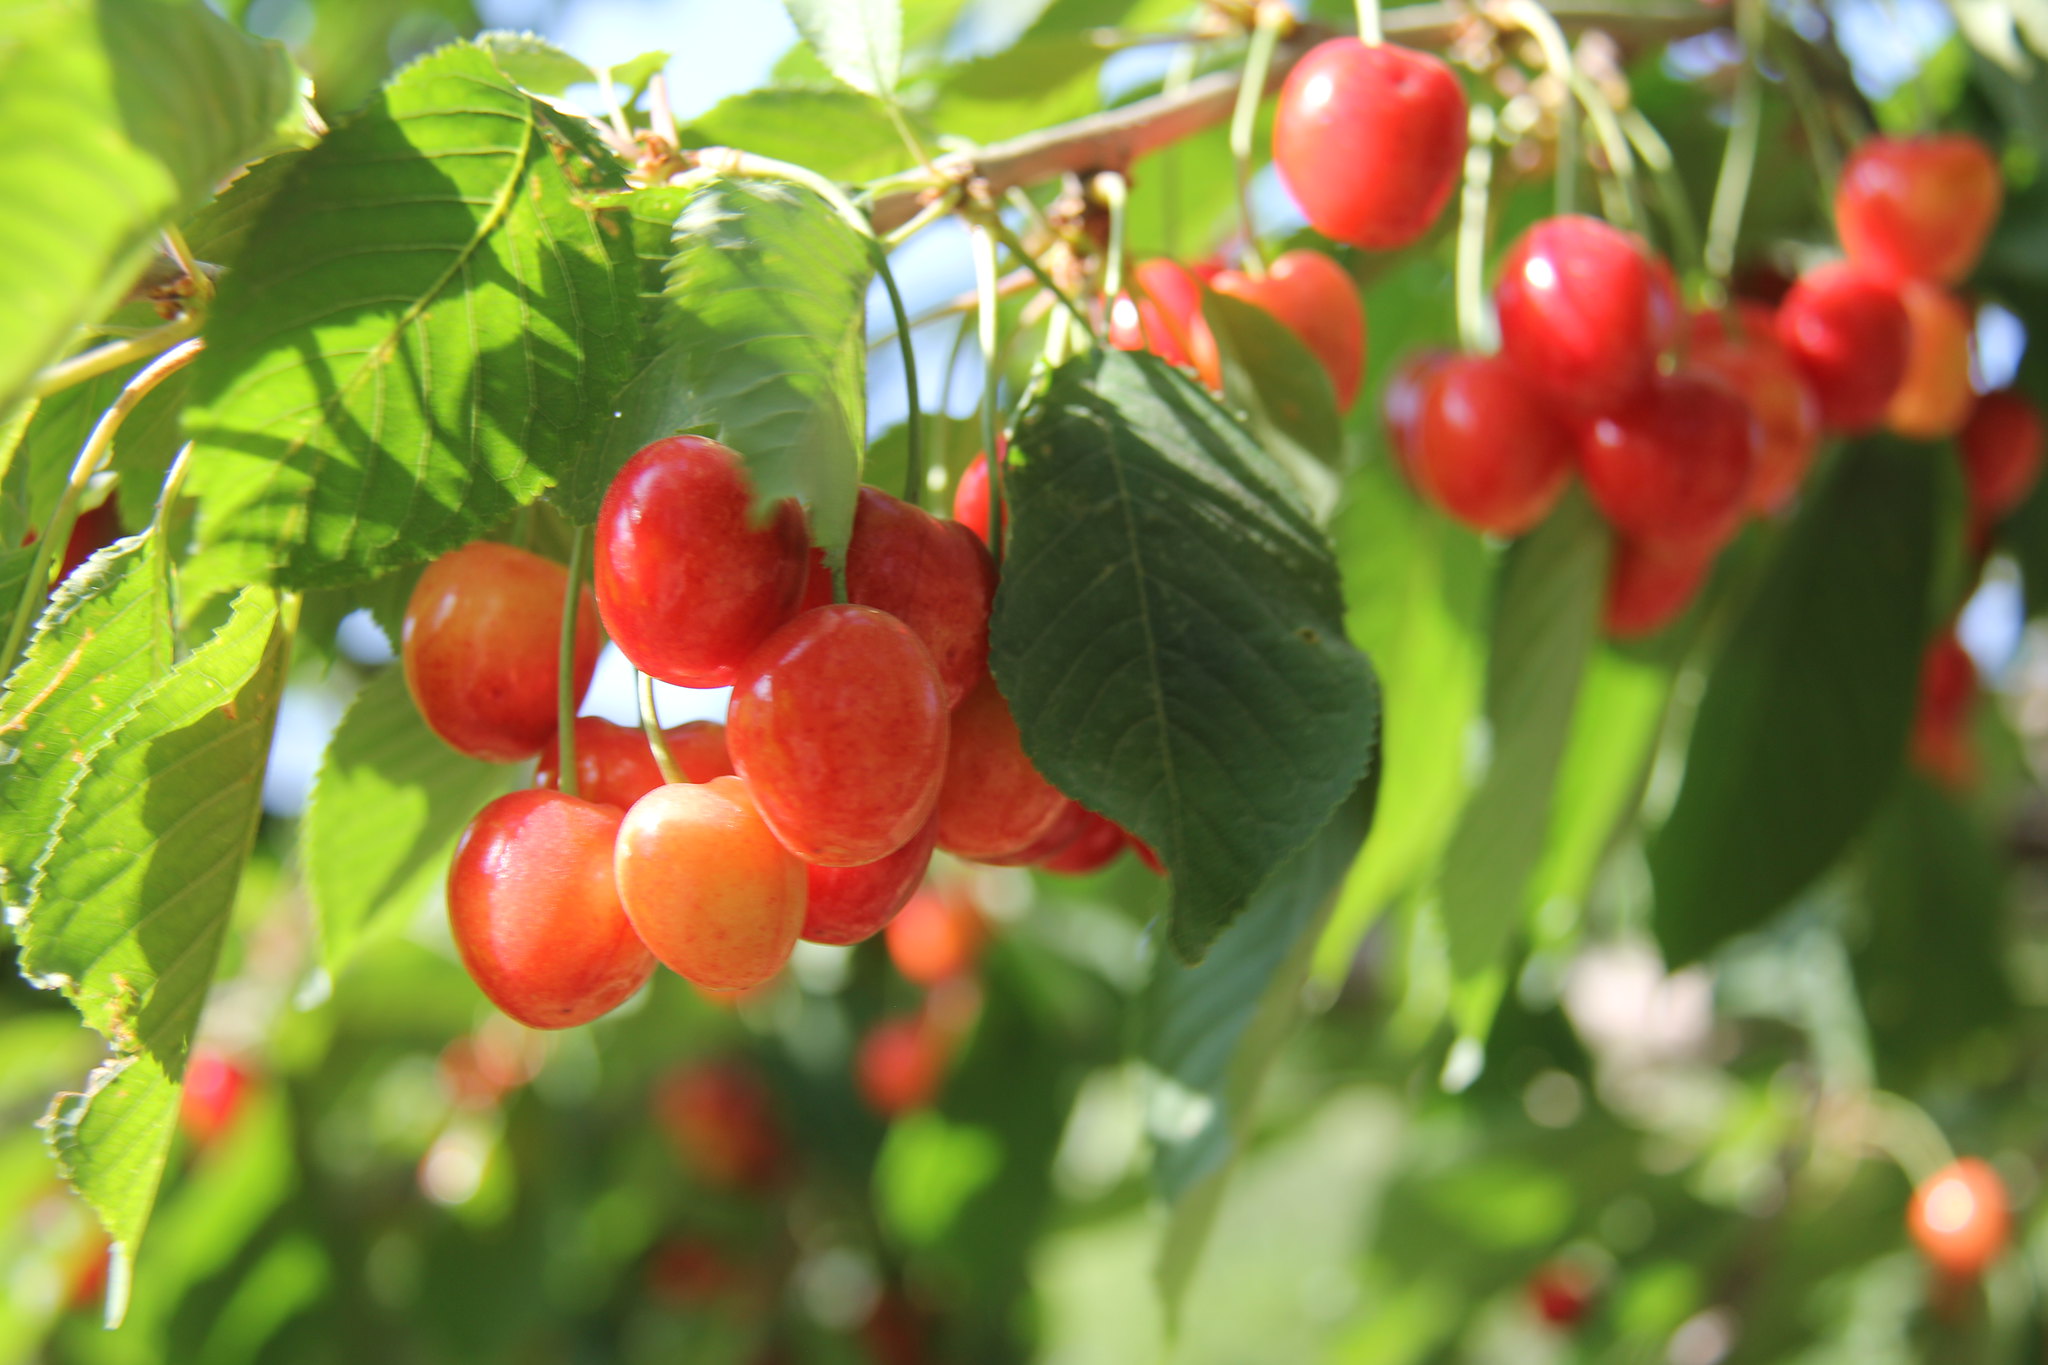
[1201,291,1344,512]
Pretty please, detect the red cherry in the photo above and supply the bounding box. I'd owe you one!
[1040,809,1128,875]
[66,1235,109,1314]
[59,503,123,582]
[803,815,938,946]
[1527,1262,1597,1329]
[403,542,601,763]
[593,435,810,688]
[934,674,1068,861]
[1912,630,1978,789]
[1685,307,1822,513]
[537,718,733,808]
[977,799,1090,868]
[1198,250,1367,411]
[1579,370,1757,553]
[1836,134,2003,286]
[1496,216,1680,414]
[1272,39,1468,251]
[1383,349,1454,467]
[654,1060,786,1190]
[1960,390,2044,523]
[796,545,835,614]
[846,486,998,708]
[728,605,948,865]
[885,888,987,986]
[448,789,654,1028]
[1774,263,1911,433]
[857,1016,947,1117]
[1885,282,1974,440]
[1130,834,1164,875]
[614,776,805,991]
[1108,259,1209,368]
[179,1049,249,1147]
[1398,352,1573,534]
[1910,1157,2010,1279]
[1604,535,1713,638]
[952,442,1009,548]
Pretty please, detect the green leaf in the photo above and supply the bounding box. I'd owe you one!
[0,546,34,626]
[994,349,1380,962]
[584,175,871,558]
[0,0,308,414]
[678,88,919,185]
[1200,291,1344,512]
[477,30,594,93]
[1651,443,1937,963]
[43,1052,179,1251]
[306,666,510,973]
[181,43,638,588]
[782,0,902,99]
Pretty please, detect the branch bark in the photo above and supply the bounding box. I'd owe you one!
[868,0,1729,234]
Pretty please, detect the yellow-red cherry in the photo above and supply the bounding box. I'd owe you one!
[537,717,733,809]
[1495,216,1681,415]
[1040,808,1128,875]
[1836,134,2003,286]
[885,888,987,986]
[402,542,600,763]
[1107,258,1210,368]
[802,815,939,946]
[1398,352,1573,535]
[1960,389,2045,524]
[1886,281,1975,440]
[856,1015,948,1117]
[1579,370,1758,554]
[1912,629,1978,790]
[1775,263,1911,433]
[846,486,999,708]
[934,673,1069,862]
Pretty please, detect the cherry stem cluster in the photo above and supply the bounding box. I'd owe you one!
[1228,3,1289,276]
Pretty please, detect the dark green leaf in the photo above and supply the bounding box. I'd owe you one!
[993,349,1379,962]
[782,0,902,98]
[1201,291,1344,508]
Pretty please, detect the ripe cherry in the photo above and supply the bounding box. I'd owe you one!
[537,717,734,810]
[179,1050,249,1147]
[1836,134,2003,286]
[934,674,1069,861]
[1495,216,1680,414]
[1195,250,1367,411]
[1912,630,1978,789]
[403,542,601,762]
[1909,1157,2010,1280]
[447,789,654,1028]
[729,605,949,865]
[1960,390,2045,524]
[1040,809,1128,875]
[846,486,998,708]
[654,1059,786,1191]
[1604,535,1713,638]
[1271,39,1468,251]
[59,503,123,581]
[1383,349,1453,464]
[978,798,1091,867]
[1774,263,1911,433]
[857,1016,948,1117]
[594,435,810,688]
[952,449,1005,548]
[1578,370,1757,553]
[1108,258,1209,368]
[885,888,987,986]
[1527,1261,1597,1329]
[803,815,939,946]
[1396,352,1573,535]
[615,777,805,991]
[1685,307,1822,513]
[1885,282,1974,440]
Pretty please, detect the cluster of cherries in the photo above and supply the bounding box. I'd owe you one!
[402,435,1152,1033]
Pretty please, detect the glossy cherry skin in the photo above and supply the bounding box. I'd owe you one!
[1885,281,1974,440]
[1272,39,1468,251]
[615,777,805,990]
[536,717,734,809]
[803,815,938,946]
[1960,390,2045,523]
[1108,258,1209,368]
[447,790,654,1028]
[593,435,810,688]
[1579,370,1758,554]
[1399,352,1573,535]
[1495,216,1680,414]
[952,451,1001,549]
[403,542,601,763]
[857,1016,947,1117]
[1774,263,1911,433]
[654,1060,786,1191]
[885,888,987,986]
[1196,250,1367,411]
[1912,630,1978,789]
[934,674,1069,861]
[1040,809,1128,875]
[1836,134,2003,286]
[846,486,999,708]
[1604,535,1713,638]
[179,1050,249,1147]
[728,605,949,865]
[1910,1157,2010,1279]
[1686,307,1822,513]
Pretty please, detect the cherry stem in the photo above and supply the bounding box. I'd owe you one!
[1353,0,1385,46]
[1455,105,1499,356]
[163,225,212,308]
[32,313,200,399]
[636,668,686,785]
[1,337,204,682]
[1228,3,1287,277]
[987,216,1093,332]
[1498,0,1582,217]
[1095,170,1131,304]
[880,190,955,250]
[1863,1090,1956,1186]
[1620,106,1701,278]
[555,525,589,801]
[866,239,924,506]
[1703,12,1763,290]
[1773,32,1842,198]
[971,220,1007,570]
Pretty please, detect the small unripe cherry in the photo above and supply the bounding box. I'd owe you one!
[728,605,950,865]
[1604,535,1713,639]
[1909,1157,2010,1280]
[403,542,601,762]
[934,674,1069,861]
[1775,263,1911,433]
[846,486,998,708]
[448,789,654,1028]
[885,888,987,986]
[1196,250,1367,411]
[1399,352,1574,535]
[614,777,805,991]
[1579,370,1758,554]
[654,1059,786,1191]
[593,435,810,688]
[1836,134,2003,286]
[1685,307,1822,513]
[803,816,938,946]
[536,717,733,808]
[1959,390,2045,523]
[856,1016,948,1117]
[1885,282,1975,440]
[1495,216,1681,414]
[1040,809,1128,875]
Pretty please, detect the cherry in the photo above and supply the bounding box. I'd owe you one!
[803,815,939,946]
[1040,809,1128,875]
[447,789,653,1028]
[1384,349,1453,465]
[1397,352,1573,535]
[179,1050,249,1147]
[1685,307,1822,513]
[1960,390,2044,524]
[1885,281,1974,440]
[934,673,1069,861]
[1912,630,1978,789]
[1196,250,1367,411]
[614,776,805,990]
[536,717,734,810]
[952,449,1005,548]
[1131,836,1165,875]
[1909,1157,2009,1279]
[846,486,998,708]
[66,1234,110,1314]
[646,1239,747,1308]
[438,1028,538,1109]
[885,888,987,986]
[1774,263,1911,433]
[978,799,1091,867]
[59,503,123,581]
[1495,216,1680,414]
[856,1015,947,1117]
[1527,1261,1597,1329]
[728,605,949,865]
[1271,39,1468,251]
[1604,535,1713,638]
[594,435,810,688]
[654,1059,786,1191]
[1108,258,1209,368]
[403,542,601,763]
[1578,369,1757,553]
[1836,134,2003,286]
[795,545,834,614]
